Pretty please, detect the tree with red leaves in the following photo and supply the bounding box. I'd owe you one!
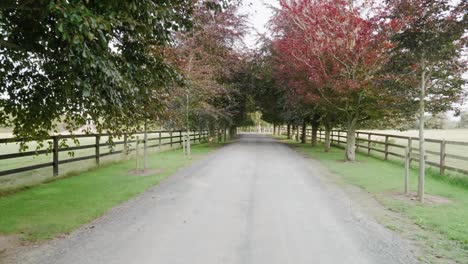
[271,0,403,161]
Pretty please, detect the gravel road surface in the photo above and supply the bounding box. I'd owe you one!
[17,134,419,264]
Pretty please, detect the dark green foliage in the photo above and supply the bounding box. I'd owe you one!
[0,0,193,142]
[385,0,467,114]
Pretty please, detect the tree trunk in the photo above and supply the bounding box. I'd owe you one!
[209,124,215,144]
[182,129,186,154]
[418,65,427,202]
[311,127,318,146]
[218,129,222,144]
[186,130,191,156]
[295,126,299,142]
[287,124,291,139]
[224,127,227,142]
[345,118,358,161]
[143,119,148,169]
[311,114,319,146]
[185,93,190,156]
[324,125,331,152]
[273,124,276,135]
[301,121,306,144]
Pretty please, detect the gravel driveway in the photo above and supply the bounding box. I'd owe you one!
[16,134,419,264]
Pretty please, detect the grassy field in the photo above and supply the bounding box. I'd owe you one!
[279,137,468,262]
[365,129,468,142]
[0,132,196,193]
[351,129,468,174]
[0,143,217,241]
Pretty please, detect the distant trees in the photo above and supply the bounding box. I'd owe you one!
[425,114,448,129]
[458,112,468,128]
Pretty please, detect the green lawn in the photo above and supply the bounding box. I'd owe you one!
[0,132,186,192]
[278,137,468,261]
[0,143,217,241]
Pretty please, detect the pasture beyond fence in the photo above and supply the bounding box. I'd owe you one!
[278,127,468,176]
[0,130,209,179]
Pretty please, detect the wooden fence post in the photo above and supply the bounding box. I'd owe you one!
[95,135,100,166]
[170,131,173,147]
[440,140,446,175]
[135,136,140,172]
[405,147,410,194]
[179,131,182,146]
[367,134,371,155]
[356,132,360,151]
[52,136,59,176]
[384,135,389,160]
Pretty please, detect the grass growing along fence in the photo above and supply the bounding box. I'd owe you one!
[0,130,208,193]
[277,136,468,262]
[0,143,217,241]
[276,127,468,177]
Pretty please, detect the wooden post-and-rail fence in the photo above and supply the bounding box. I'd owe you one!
[0,130,209,178]
[276,127,468,177]
[319,130,468,176]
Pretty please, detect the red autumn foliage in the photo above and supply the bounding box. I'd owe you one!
[270,0,403,160]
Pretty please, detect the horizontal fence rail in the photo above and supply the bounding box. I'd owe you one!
[279,127,468,176]
[0,130,209,178]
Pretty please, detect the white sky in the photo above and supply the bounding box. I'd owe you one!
[240,0,277,49]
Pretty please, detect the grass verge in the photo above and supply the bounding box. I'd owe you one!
[0,143,217,241]
[277,137,468,263]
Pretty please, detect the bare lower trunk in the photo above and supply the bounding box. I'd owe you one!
[301,121,306,144]
[186,130,191,156]
[418,65,427,202]
[273,124,276,135]
[295,126,299,141]
[345,118,358,161]
[287,124,291,139]
[182,129,186,154]
[143,119,148,169]
[324,126,331,152]
[224,128,227,142]
[311,126,318,146]
[209,124,215,145]
[311,115,319,146]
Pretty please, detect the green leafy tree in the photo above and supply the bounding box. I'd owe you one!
[386,0,467,201]
[0,0,192,143]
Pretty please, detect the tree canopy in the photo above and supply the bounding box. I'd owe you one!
[0,0,193,140]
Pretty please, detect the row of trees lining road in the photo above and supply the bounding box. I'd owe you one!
[250,0,466,202]
[165,1,249,155]
[0,0,466,202]
[0,0,251,152]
